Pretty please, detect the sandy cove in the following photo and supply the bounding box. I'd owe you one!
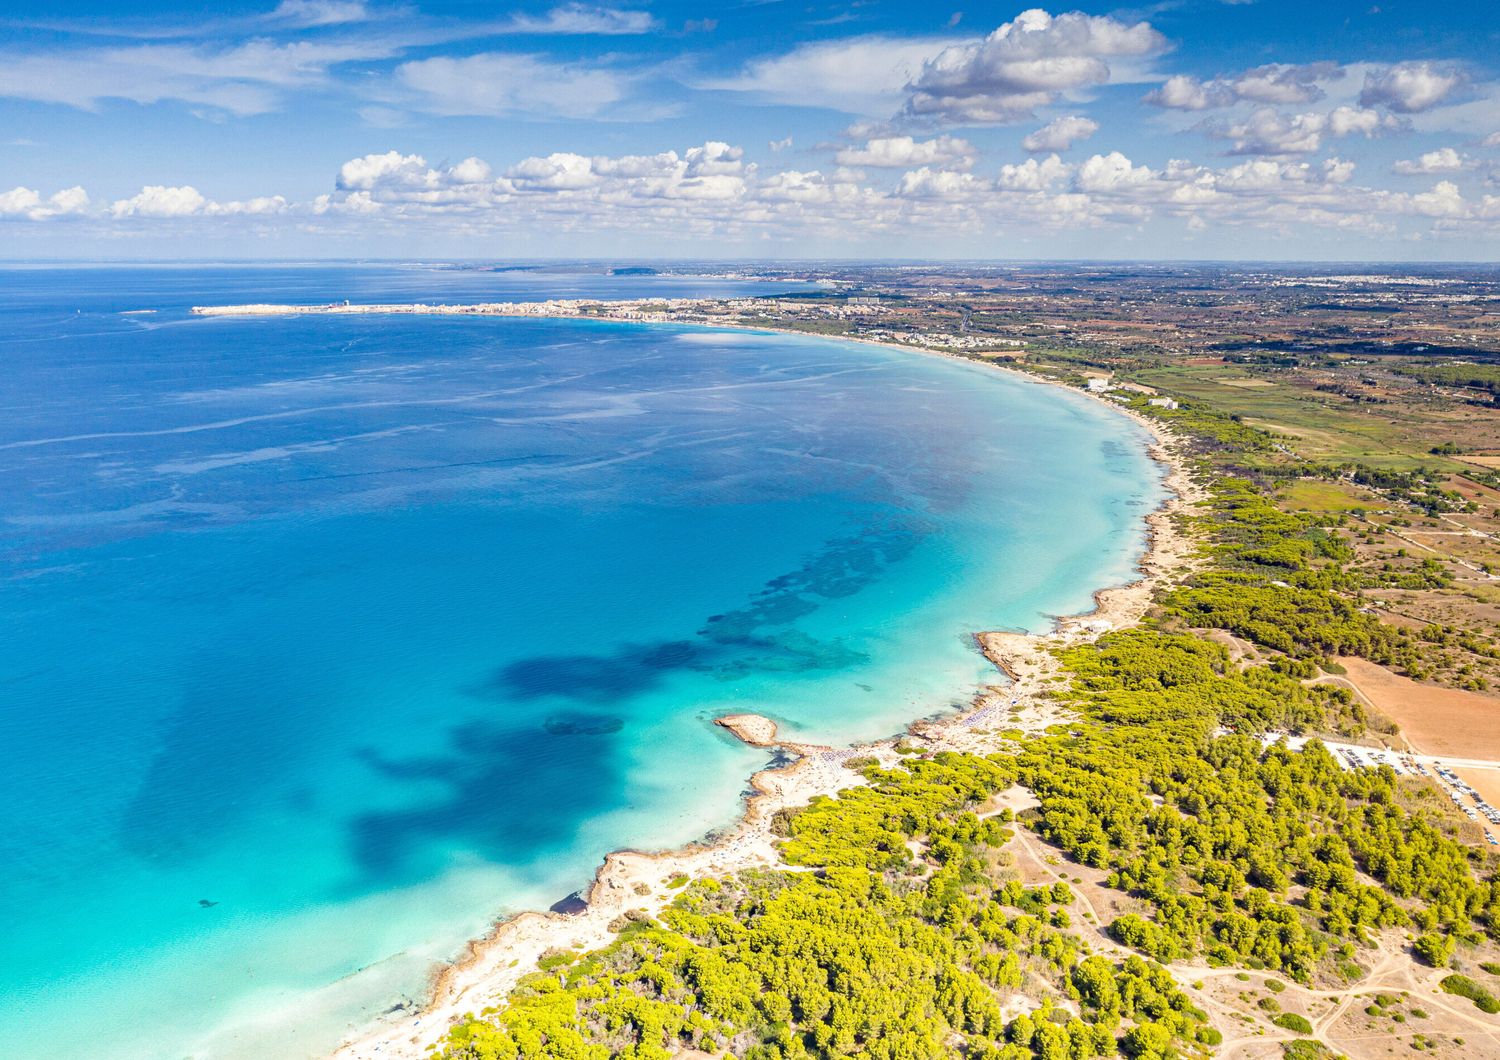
[271,307,1206,1060]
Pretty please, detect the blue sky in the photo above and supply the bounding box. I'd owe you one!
[2,0,1498,259]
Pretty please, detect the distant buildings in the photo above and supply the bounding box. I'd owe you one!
[1148,397,1180,410]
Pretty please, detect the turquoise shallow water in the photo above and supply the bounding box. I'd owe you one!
[0,265,1164,1058]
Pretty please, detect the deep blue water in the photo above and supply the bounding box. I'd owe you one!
[0,264,1163,1058]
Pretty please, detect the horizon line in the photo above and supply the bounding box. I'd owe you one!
[3,257,1500,269]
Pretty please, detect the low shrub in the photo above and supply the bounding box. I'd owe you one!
[1440,974,1500,1013]
[1272,1013,1313,1034]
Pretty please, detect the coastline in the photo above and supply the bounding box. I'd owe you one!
[194,302,1203,1060]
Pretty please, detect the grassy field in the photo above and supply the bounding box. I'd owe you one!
[1131,363,1476,472]
[1278,479,1385,513]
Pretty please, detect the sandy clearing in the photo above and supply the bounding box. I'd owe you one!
[1333,656,1500,759]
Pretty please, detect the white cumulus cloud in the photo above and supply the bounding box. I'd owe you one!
[1207,106,1394,157]
[1145,62,1343,110]
[204,195,290,216]
[1393,147,1470,175]
[507,152,601,191]
[330,151,511,208]
[338,151,432,190]
[1146,74,1215,111]
[1076,151,1154,192]
[0,185,89,220]
[1021,115,1098,151]
[997,153,1071,189]
[1360,61,1464,114]
[895,167,985,199]
[835,135,975,168]
[1409,179,1466,217]
[903,8,1168,125]
[111,185,208,218]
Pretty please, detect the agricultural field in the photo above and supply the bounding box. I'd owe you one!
[1277,479,1385,514]
[1128,360,1494,473]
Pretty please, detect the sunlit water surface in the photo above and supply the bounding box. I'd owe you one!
[0,265,1164,1058]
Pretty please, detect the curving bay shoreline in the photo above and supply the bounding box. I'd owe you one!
[185,300,1201,1060]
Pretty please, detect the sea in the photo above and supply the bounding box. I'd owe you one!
[0,263,1165,1058]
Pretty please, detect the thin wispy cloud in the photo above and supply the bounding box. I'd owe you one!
[506,4,656,35]
[268,0,379,28]
[396,52,637,119]
[696,35,959,115]
[0,37,407,114]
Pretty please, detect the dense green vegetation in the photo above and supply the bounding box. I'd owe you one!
[1003,424,1500,985]
[1271,1013,1313,1034]
[441,756,1215,1060]
[1280,1042,1336,1060]
[1019,626,1500,981]
[1413,932,1454,967]
[1158,477,1414,668]
[1117,396,1276,458]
